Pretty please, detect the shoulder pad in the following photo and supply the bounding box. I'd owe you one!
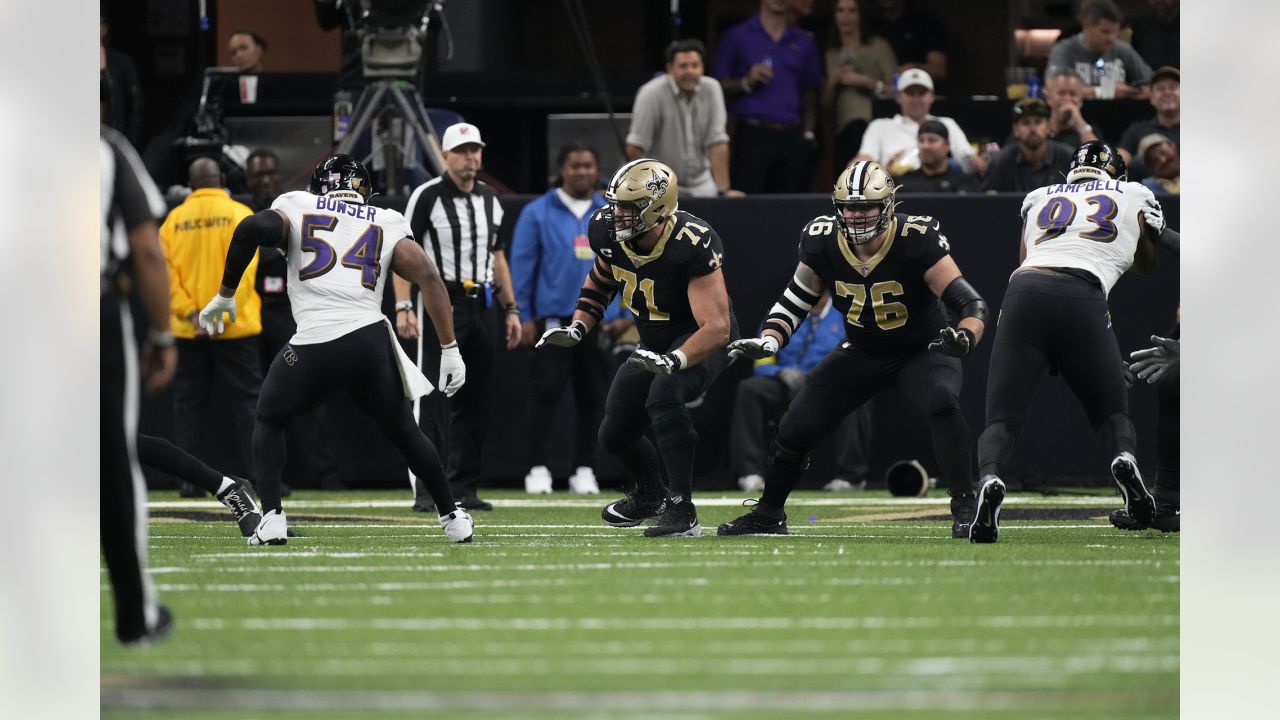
[799,215,838,254]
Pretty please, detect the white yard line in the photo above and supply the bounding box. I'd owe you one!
[149,496,1127,510]
[180,614,1178,632]
[99,687,1178,713]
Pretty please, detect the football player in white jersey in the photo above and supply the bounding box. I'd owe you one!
[970,142,1159,543]
[198,155,474,545]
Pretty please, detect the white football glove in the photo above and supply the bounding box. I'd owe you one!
[439,344,466,397]
[198,294,237,336]
[629,348,683,375]
[727,336,779,361]
[1141,199,1166,235]
[535,320,587,349]
[929,327,972,357]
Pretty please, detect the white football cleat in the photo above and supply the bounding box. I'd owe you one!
[524,465,553,494]
[248,509,288,546]
[440,504,474,543]
[737,474,765,493]
[568,466,600,495]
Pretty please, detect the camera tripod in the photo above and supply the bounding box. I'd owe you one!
[334,80,445,193]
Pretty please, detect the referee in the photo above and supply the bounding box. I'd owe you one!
[394,123,522,512]
[101,126,177,644]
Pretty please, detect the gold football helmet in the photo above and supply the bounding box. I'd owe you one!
[832,160,896,244]
[603,158,679,242]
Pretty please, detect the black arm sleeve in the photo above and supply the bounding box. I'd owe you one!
[940,276,988,324]
[221,211,285,289]
[1156,226,1180,256]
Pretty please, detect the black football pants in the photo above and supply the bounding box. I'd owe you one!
[597,339,735,500]
[101,293,163,643]
[761,344,971,508]
[259,299,337,488]
[978,269,1135,480]
[255,320,454,514]
[730,374,873,481]
[414,296,495,498]
[138,434,223,494]
[172,336,261,480]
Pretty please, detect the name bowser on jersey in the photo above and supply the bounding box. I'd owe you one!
[719,160,989,540]
[198,155,475,545]
[971,141,1161,543]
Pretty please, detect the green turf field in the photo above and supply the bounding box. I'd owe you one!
[102,490,1179,719]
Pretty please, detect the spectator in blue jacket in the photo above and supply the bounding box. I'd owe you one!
[510,143,631,495]
[731,293,872,492]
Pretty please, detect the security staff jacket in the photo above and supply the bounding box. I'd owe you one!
[159,187,260,339]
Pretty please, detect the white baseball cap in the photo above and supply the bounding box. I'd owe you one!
[441,123,486,152]
[897,68,934,92]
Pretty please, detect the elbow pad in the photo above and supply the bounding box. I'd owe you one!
[941,276,988,324]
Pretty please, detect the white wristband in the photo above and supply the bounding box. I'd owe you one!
[670,349,688,369]
[394,300,414,312]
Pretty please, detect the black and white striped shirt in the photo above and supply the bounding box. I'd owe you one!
[100,126,166,293]
[404,173,505,284]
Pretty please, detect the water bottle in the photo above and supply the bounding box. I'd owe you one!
[333,91,353,143]
[1095,58,1116,99]
[1026,72,1041,99]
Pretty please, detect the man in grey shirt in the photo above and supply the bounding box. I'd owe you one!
[1046,0,1152,100]
[626,39,742,197]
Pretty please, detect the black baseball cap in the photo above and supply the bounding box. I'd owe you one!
[1013,97,1050,121]
[918,120,949,141]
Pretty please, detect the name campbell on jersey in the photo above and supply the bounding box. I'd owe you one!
[1019,179,1156,295]
[273,191,413,344]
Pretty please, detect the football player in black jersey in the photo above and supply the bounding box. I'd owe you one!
[719,160,988,538]
[537,159,739,537]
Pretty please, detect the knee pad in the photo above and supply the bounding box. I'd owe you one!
[649,404,697,448]
[767,435,811,474]
[924,389,962,417]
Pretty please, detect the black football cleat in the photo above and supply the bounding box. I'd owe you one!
[1110,500,1180,533]
[950,492,977,539]
[119,605,175,647]
[1110,452,1155,527]
[216,478,263,538]
[717,500,788,536]
[458,494,494,512]
[601,493,668,527]
[969,476,1005,544]
[643,495,701,537]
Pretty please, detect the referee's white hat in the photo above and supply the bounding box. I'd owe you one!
[441,123,486,151]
